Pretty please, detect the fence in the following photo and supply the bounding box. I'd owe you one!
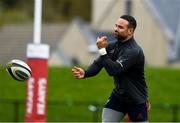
[0,99,179,122]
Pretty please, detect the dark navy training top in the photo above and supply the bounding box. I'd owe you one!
[84,37,148,104]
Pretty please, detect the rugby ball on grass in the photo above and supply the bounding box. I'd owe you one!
[6,59,32,81]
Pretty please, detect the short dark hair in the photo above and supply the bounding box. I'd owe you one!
[120,15,137,30]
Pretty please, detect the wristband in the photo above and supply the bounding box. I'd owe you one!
[98,48,107,55]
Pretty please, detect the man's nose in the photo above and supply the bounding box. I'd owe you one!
[114,26,118,32]
[114,29,118,33]
[114,26,117,30]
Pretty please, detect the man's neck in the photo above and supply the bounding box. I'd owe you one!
[121,36,133,42]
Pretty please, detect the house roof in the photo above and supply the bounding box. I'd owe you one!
[145,0,180,61]
[0,24,67,64]
[72,18,115,54]
[148,0,180,35]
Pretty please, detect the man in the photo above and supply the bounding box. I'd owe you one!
[72,15,148,122]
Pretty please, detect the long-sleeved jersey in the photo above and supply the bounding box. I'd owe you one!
[84,37,148,104]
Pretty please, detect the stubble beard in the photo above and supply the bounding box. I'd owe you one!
[114,33,127,41]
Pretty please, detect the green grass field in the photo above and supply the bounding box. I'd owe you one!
[0,66,180,121]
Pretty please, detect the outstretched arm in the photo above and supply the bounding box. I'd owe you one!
[71,56,103,79]
[71,36,107,79]
[83,36,108,78]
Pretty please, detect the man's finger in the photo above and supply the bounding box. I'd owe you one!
[72,68,76,72]
[73,72,80,75]
[74,74,81,78]
[73,66,79,71]
[72,69,79,73]
[74,66,80,70]
[101,36,107,40]
[74,66,82,71]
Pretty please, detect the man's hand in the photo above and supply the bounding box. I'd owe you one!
[96,36,108,49]
[72,66,85,79]
[147,101,151,112]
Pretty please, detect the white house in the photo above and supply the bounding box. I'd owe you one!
[49,0,180,67]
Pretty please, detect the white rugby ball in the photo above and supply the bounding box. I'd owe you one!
[6,59,32,81]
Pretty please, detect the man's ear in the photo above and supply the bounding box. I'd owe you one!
[128,28,134,35]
